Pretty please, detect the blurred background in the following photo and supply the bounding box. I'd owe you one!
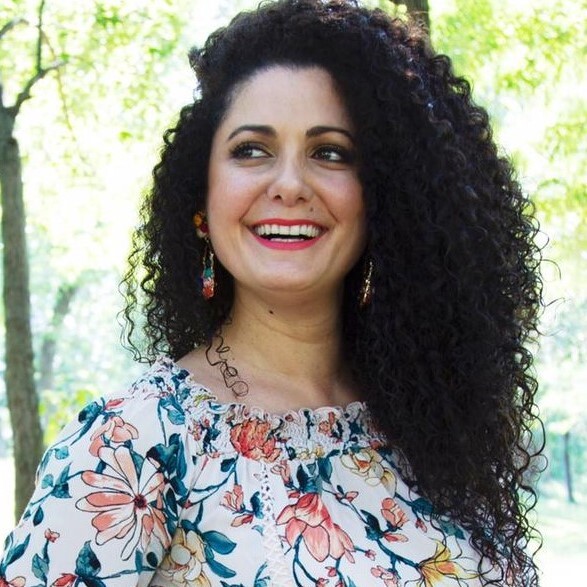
[0,0,585,584]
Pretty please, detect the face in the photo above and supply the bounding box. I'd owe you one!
[206,66,365,302]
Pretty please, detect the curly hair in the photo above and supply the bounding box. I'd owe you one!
[122,1,544,584]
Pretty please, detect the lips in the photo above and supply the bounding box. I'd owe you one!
[250,219,326,249]
[251,219,326,242]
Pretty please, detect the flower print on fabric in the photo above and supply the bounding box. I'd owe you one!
[88,415,139,456]
[0,357,485,587]
[417,541,478,587]
[159,528,212,587]
[76,445,168,559]
[341,447,397,491]
[276,492,355,563]
[221,484,257,527]
[229,417,281,462]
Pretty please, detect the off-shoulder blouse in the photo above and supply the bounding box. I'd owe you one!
[1,357,487,586]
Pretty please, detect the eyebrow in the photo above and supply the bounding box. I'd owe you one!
[306,125,355,142]
[227,125,275,140]
[227,124,355,142]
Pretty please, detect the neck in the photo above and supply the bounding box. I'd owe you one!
[214,288,355,409]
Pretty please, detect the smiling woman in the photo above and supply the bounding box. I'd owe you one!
[206,66,365,301]
[0,1,544,586]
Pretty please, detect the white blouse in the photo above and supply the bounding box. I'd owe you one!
[1,357,488,586]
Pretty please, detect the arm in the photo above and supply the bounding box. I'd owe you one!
[1,382,193,587]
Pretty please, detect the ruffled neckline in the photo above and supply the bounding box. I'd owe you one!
[154,356,385,454]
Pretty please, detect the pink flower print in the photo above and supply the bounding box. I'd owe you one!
[76,446,168,559]
[371,566,399,587]
[270,460,292,485]
[229,417,281,462]
[50,575,77,587]
[381,497,409,541]
[44,528,60,542]
[89,416,139,456]
[104,398,125,410]
[335,490,358,503]
[0,577,26,587]
[381,497,408,528]
[276,493,355,563]
[317,412,337,436]
[221,484,254,527]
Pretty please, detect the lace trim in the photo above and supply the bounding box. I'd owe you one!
[149,356,386,460]
[259,464,295,587]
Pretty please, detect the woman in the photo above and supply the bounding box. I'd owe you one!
[1,1,543,585]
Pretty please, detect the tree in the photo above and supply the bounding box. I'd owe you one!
[0,0,62,519]
[390,0,430,30]
[0,0,194,520]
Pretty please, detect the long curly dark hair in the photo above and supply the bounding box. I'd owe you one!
[122,0,544,584]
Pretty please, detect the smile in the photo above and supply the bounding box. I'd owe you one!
[250,220,326,250]
[252,221,325,241]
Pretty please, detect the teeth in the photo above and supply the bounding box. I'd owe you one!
[253,223,322,239]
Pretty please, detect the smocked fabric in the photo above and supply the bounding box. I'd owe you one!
[1,357,488,586]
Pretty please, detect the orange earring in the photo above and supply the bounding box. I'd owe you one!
[193,212,215,300]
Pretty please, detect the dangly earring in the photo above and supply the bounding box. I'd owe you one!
[359,257,374,308]
[193,212,215,300]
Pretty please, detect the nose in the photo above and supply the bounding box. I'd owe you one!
[267,154,312,205]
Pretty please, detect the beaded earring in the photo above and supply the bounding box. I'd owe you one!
[193,212,215,300]
[359,257,374,308]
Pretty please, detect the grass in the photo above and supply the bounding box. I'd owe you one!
[0,458,584,584]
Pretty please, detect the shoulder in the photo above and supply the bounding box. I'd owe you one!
[0,358,215,585]
[38,357,214,479]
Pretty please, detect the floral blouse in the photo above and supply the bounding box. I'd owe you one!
[1,357,488,587]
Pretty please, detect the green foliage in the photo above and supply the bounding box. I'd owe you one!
[1,0,585,506]
[40,387,95,445]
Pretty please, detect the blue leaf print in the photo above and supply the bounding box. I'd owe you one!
[32,506,44,526]
[51,464,71,498]
[202,531,237,555]
[250,492,263,517]
[75,541,101,578]
[32,553,48,581]
[160,396,185,425]
[41,473,54,488]
[409,497,434,517]
[207,556,237,579]
[318,457,333,482]
[437,518,465,539]
[362,510,383,540]
[2,535,30,567]
[54,446,69,460]
[130,449,145,475]
[146,552,159,568]
[220,458,236,473]
[134,549,144,573]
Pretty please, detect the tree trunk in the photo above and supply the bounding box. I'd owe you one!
[391,0,431,31]
[563,431,575,503]
[0,105,44,521]
[38,283,79,393]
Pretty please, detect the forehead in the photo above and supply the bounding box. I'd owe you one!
[218,65,353,132]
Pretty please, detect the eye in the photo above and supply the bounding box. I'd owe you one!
[230,142,270,159]
[312,145,355,164]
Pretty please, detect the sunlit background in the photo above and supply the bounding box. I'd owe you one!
[0,0,585,585]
